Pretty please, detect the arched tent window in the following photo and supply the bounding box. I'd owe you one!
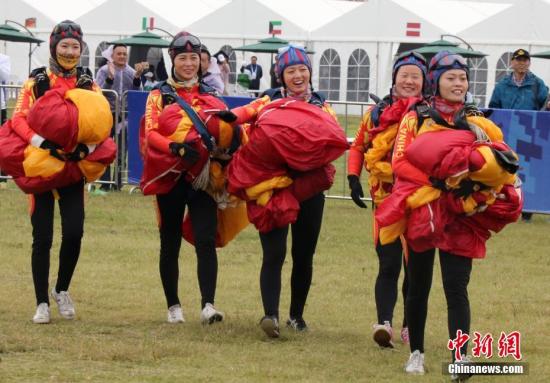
[469,57,488,107]
[219,45,236,84]
[79,42,90,68]
[347,49,370,102]
[495,52,513,83]
[319,49,341,101]
[94,41,109,74]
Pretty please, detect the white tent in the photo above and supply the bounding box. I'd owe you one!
[311,0,448,99]
[3,0,550,107]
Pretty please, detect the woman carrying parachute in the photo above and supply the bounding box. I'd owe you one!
[347,52,429,349]
[0,21,116,324]
[227,45,349,338]
[374,51,522,377]
[140,31,248,325]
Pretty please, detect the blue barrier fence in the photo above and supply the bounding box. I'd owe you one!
[126,90,550,213]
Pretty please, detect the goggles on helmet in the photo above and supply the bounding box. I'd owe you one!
[429,52,468,71]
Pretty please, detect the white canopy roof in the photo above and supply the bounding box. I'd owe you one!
[393,0,512,35]
[460,0,550,43]
[186,0,310,39]
[312,0,447,42]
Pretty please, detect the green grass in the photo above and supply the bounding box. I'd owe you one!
[0,182,548,382]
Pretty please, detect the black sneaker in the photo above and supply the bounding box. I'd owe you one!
[260,315,280,338]
[286,317,308,332]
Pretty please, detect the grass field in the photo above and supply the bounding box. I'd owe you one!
[0,181,549,382]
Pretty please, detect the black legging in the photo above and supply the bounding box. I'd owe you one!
[259,192,325,319]
[156,176,218,309]
[406,248,472,359]
[374,239,408,327]
[31,180,85,305]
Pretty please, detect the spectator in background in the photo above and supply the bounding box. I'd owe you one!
[143,71,157,91]
[489,48,550,221]
[216,51,231,95]
[241,55,263,96]
[96,44,145,193]
[270,57,281,88]
[200,45,224,94]
[0,53,10,186]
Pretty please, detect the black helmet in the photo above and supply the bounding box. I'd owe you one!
[49,20,83,58]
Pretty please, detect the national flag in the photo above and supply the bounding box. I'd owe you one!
[149,17,155,30]
[142,17,147,31]
[269,20,282,35]
[406,22,421,37]
[25,18,36,28]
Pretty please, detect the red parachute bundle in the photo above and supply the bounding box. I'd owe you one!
[376,123,521,258]
[228,98,348,232]
[140,93,243,195]
[0,88,115,194]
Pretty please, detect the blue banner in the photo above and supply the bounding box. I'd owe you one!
[489,109,550,213]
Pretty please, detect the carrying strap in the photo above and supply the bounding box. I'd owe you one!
[30,66,92,100]
[159,83,214,152]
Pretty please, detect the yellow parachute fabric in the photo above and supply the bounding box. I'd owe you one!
[245,176,294,206]
[65,88,112,145]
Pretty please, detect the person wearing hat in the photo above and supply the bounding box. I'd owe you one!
[347,51,428,349]
[379,51,521,376]
[9,20,106,324]
[227,44,348,338]
[489,48,549,221]
[141,31,245,325]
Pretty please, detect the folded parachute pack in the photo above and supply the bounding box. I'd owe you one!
[227,98,349,233]
[0,87,115,194]
[139,90,246,196]
[375,115,522,258]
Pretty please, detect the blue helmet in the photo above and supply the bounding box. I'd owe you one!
[276,44,312,86]
[392,51,427,90]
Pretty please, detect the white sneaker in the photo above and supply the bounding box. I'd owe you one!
[51,288,75,319]
[32,303,51,324]
[167,304,185,323]
[200,303,224,325]
[373,320,394,348]
[405,350,425,375]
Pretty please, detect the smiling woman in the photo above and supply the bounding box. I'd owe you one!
[226,44,349,339]
[372,51,522,377]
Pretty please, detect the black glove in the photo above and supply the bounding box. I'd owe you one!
[162,93,176,106]
[33,72,50,99]
[40,139,65,161]
[169,142,200,164]
[429,177,448,191]
[216,110,238,123]
[75,73,94,90]
[66,143,89,162]
[452,179,487,198]
[348,175,367,209]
